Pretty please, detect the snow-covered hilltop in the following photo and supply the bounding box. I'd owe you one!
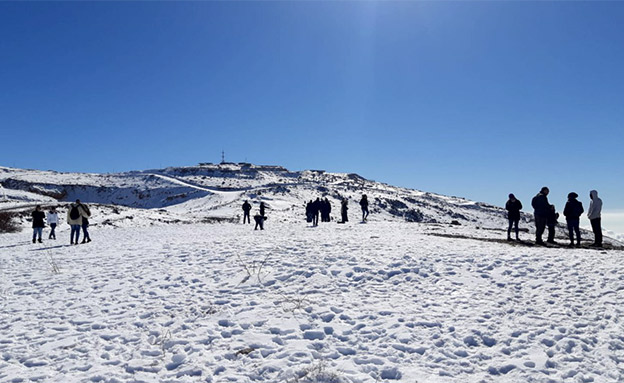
[3,164,624,382]
[0,163,509,229]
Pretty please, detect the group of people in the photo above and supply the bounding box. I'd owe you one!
[305,198,332,226]
[30,199,92,245]
[242,200,268,230]
[337,194,368,223]
[27,190,606,248]
[505,187,603,247]
[301,194,369,225]
[241,194,370,228]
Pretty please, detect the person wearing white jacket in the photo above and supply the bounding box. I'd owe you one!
[46,207,59,239]
[587,190,603,247]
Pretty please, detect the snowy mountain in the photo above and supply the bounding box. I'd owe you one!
[2,163,624,382]
[0,163,514,230]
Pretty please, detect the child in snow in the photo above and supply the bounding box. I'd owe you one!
[546,204,559,244]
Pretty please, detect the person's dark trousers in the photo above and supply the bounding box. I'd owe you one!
[254,216,264,230]
[567,219,581,245]
[70,224,81,244]
[313,213,319,226]
[82,223,91,243]
[508,219,519,239]
[341,212,348,223]
[535,215,547,243]
[49,223,57,239]
[590,218,602,246]
[243,212,250,224]
[547,225,556,242]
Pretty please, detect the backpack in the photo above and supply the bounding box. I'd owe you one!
[70,206,81,220]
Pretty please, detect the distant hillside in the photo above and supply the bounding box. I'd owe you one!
[0,163,518,229]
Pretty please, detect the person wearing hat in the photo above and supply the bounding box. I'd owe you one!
[505,193,523,241]
[531,187,550,245]
[563,192,584,247]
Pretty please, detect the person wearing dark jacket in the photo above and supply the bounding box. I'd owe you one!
[563,192,584,247]
[531,187,550,245]
[242,201,252,224]
[31,205,45,243]
[305,200,313,223]
[259,202,266,218]
[505,193,522,241]
[312,198,321,226]
[546,204,559,244]
[325,198,332,222]
[359,195,369,222]
[320,198,331,222]
[340,198,349,223]
[254,208,266,231]
[81,202,92,244]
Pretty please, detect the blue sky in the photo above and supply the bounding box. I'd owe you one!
[1,2,623,231]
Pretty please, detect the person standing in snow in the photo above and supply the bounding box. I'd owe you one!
[563,192,584,247]
[505,193,522,241]
[359,194,369,222]
[323,198,332,222]
[81,203,92,244]
[242,200,252,224]
[546,204,559,244]
[587,190,603,247]
[340,198,349,223]
[253,214,265,230]
[318,198,326,223]
[531,187,550,245]
[312,198,321,226]
[259,202,267,218]
[67,199,89,245]
[46,207,59,240]
[254,206,267,230]
[31,205,45,244]
[305,200,313,223]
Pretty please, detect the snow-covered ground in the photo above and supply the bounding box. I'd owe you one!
[2,220,623,382]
